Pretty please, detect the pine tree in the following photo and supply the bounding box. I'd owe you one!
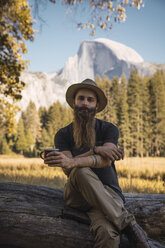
[39,128,51,149]
[45,101,73,145]
[0,135,11,154]
[118,74,130,156]
[25,128,35,154]
[141,76,151,156]
[38,106,49,129]
[148,70,165,156]
[22,101,41,144]
[110,77,121,125]
[127,69,143,156]
[15,117,26,154]
[96,76,112,122]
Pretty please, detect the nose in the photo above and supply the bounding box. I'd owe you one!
[82,98,88,106]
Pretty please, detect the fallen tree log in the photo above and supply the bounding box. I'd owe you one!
[0,182,164,248]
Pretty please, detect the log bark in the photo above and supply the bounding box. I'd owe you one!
[0,182,164,248]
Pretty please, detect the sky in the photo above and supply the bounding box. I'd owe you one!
[24,0,165,73]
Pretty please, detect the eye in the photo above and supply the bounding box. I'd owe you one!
[78,96,85,101]
[87,97,95,102]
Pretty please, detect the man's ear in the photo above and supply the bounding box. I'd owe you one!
[96,103,99,111]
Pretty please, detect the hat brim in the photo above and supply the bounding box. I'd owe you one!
[66,83,107,112]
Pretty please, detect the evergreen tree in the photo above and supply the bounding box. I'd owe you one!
[15,117,26,154]
[38,106,49,129]
[22,101,41,144]
[118,75,130,156]
[141,76,151,156]
[39,128,51,149]
[96,76,112,122]
[110,77,121,125]
[148,70,165,156]
[25,128,35,155]
[46,101,73,146]
[0,135,11,154]
[127,69,143,156]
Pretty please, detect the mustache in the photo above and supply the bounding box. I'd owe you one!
[74,106,96,114]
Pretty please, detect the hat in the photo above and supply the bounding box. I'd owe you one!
[66,78,107,112]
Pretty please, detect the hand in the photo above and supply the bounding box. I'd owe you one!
[95,143,124,161]
[44,151,75,169]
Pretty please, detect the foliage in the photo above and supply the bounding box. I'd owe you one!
[118,75,130,156]
[15,117,27,154]
[1,69,165,157]
[22,101,41,143]
[96,69,165,157]
[0,0,34,136]
[0,0,34,99]
[45,0,144,35]
[148,71,165,156]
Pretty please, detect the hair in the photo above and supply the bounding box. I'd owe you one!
[73,106,96,148]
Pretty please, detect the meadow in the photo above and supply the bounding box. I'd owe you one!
[0,156,164,194]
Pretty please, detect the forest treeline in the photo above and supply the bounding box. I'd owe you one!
[0,69,165,157]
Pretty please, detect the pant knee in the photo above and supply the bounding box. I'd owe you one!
[70,167,91,185]
[91,223,120,248]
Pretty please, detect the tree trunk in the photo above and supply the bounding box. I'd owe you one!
[0,182,164,248]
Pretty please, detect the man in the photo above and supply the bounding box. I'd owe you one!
[44,79,150,248]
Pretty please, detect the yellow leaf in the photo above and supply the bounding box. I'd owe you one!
[101,23,106,29]
[108,2,113,10]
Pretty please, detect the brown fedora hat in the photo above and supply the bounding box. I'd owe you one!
[66,78,107,112]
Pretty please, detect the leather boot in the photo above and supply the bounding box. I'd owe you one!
[123,223,150,248]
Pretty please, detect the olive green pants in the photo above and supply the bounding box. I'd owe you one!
[64,167,135,248]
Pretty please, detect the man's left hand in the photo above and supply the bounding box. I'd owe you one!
[95,143,124,161]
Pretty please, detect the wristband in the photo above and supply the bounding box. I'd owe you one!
[93,155,98,167]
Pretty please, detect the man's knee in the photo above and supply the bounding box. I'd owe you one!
[70,167,92,185]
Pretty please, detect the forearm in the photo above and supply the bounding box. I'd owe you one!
[62,150,109,176]
[73,154,111,168]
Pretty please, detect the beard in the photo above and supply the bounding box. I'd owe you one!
[73,105,96,148]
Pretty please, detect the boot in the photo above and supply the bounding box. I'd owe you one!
[123,223,150,248]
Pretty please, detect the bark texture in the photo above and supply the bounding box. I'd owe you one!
[0,182,164,248]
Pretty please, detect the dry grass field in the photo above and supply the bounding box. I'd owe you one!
[116,157,165,193]
[0,155,164,194]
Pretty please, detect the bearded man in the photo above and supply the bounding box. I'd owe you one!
[44,79,150,248]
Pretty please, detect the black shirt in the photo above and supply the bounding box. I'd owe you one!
[55,118,125,202]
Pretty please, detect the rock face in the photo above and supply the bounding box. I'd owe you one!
[0,182,165,248]
[57,38,144,82]
[19,38,165,112]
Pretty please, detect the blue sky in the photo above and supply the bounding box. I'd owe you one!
[25,0,165,73]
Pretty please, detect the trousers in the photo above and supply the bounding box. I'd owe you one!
[64,167,136,248]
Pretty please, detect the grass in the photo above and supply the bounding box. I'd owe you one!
[0,156,165,193]
[0,156,67,189]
